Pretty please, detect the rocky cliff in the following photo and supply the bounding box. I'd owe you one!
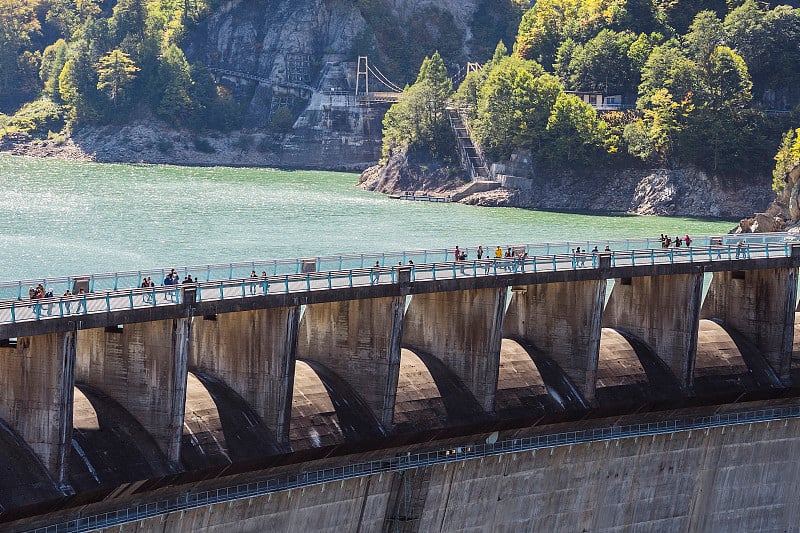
[360,154,773,219]
[735,163,800,233]
[179,0,507,168]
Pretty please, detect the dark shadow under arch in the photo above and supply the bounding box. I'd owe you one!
[704,319,783,389]
[605,329,684,398]
[505,336,590,411]
[70,384,172,492]
[297,359,386,441]
[0,418,61,515]
[401,347,487,425]
[187,370,288,470]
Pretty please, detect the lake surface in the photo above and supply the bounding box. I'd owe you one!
[0,155,737,281]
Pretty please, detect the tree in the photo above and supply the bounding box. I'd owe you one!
[96,49,139,109]
[514,0,580,68]
[59,47,102,124]
[108,0,145,43]
[40,38,69,98]
[381,51,454,160]
[640,88,687,164]
[773,128,800,195]
[542,92,609,165]
[560,29,639,94]
[45,0,101,40]
[638,40,700,107]
[704,45,751,110]
[156,43,192,123]
[0,0,42,110]
[473,56,557,160]
[683,10,725,69]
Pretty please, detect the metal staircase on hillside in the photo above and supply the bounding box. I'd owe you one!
[383,467,433,532]
[446,108,492,182]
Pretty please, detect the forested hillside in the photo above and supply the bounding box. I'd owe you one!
[2,0,800,181]
[0,0,525,138]
[383,0,800,179]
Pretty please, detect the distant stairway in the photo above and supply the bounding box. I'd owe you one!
[383,467,433,532]
[446,108,492,182]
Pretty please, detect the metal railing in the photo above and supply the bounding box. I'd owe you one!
[0,241,794,326]
[25,404,800,533]
[1,233,794,304]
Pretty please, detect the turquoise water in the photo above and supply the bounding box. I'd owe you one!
[0,155,737,281]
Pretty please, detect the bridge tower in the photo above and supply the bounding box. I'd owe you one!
[356,56,369,97]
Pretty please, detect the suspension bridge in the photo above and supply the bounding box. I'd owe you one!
[354,56,403,104]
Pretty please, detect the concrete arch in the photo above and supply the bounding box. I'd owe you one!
[394,347,485,430]
[181,371,286,472]
[292,359,385,447]
[0,418,61,514]
[595,328,665,406]
[69,384,172,493]
[393,348,450,433]
[602,328,683,399]
[698,319,781,390]
[494,339,562,419]
[506,337,590,411]
[290,361,346,450]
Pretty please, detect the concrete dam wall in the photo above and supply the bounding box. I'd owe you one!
[89,415,800,532]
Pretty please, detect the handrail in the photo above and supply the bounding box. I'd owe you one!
[0,234,794,303]
[0,242,791,327]
[24,403,800,533]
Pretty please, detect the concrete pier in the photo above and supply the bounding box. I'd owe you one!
[603,273,704,391]
[503,280,606,403]
[702,268,798,384]
[0,331,75,487]
[75,319,189,467]
[190,308,299,445]
[402,288,508,413]
[297,297,405,429]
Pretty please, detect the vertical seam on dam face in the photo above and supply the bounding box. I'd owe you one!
[57,330,76,491]
[383,296,405,429]
[277,307,300,445]
[781,268,798,384]
[169,318,190,466]
[684,272,704,391]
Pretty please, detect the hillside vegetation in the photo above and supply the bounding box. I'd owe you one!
[0,0,525,137]
[383,0,800,180]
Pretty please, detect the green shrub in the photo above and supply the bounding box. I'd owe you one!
[193,137,216,153]
[7,98,65,138]
[157,139,175,154]
[270,107,295,133]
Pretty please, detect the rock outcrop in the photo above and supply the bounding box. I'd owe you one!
[358,149,469,193]
[735,163,800,233]
[362,160,773,219]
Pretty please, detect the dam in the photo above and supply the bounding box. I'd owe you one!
[2,234,800,531]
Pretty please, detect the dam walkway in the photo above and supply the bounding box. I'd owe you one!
[0,233,792,328]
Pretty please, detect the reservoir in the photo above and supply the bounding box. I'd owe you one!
[0,155,736,281]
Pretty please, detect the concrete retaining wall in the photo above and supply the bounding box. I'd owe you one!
[98,417,800,532]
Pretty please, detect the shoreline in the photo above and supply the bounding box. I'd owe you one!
[1,125,773,224]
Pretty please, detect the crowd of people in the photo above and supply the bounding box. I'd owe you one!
[661,234,693,248]
[22,234,753,315]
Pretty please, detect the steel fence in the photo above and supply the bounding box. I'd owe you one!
[0,241,793,326]
[25,404,800,533]
[2,233,793,303]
